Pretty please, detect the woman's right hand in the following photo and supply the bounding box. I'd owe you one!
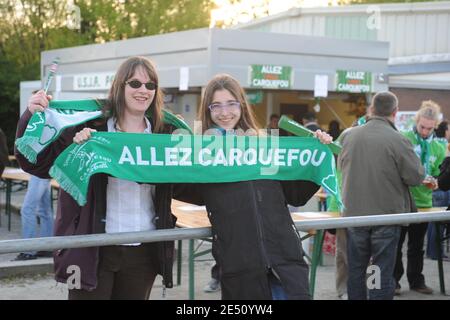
[27,90,52,114]
[73,128,97,144]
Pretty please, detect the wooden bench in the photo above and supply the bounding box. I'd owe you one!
[1,167,59,231]
[171,199,339,299]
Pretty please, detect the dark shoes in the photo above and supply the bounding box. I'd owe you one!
[396,282,434,295]
[411,284,434,295]
[12,251,52,261]
[395,283,401,296]
[428,254,449,261]
[13,253,37,261]
[203,279,221,293]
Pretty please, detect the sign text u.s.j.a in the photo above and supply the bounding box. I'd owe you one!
[335,70,372,93]
[73,72,115,91]
[249,65,292,89]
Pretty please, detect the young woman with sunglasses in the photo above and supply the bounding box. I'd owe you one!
[175,74,333,300]
[16,56,177,299]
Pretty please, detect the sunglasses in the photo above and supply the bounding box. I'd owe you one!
[125,80,157,90]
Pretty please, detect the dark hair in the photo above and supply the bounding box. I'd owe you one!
[302,112,317,122]
[328,120,341,140]
[103,56,164,133]
[435,120,449,138]
[270,114,280,121]
[198,74,260,134]
[371,91,398,117]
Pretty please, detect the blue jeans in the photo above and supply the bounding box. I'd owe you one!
[347,225,400,300]
[427,190,450,259]
[21,176,54,255]
[268,272,287,300]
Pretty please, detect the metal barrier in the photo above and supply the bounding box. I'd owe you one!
[0,210,448,254]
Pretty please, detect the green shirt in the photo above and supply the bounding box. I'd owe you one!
[327,169,342,212]
[403,130,446,208]
[434,137,448,151]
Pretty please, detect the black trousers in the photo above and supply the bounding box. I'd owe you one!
[68,243,158,300]
[393,223,428,288]
[211,263,221,281]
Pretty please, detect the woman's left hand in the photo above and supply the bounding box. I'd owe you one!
[313,130,333,144]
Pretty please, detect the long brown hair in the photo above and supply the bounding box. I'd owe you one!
[103,56,164,132]
[198,74,260,134]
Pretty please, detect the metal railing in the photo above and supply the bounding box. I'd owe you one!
[0,210,449,254]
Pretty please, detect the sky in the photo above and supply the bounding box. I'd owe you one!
[210,0,338,27]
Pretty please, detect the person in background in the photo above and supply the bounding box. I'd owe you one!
[394,100,446,295]
[327,120,342,141]
[433,120,450,154]
[326,170,347,299]
[427,120,450,260]
[327,116,366,299]
[0,127,9,176]
[266,113,280,135]
[302,112,322,132]
[339,91,425,300]
[13,175,54,261]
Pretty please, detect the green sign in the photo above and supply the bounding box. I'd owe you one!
[335,70,372,93]
[246,90,264,104]
[249,65,292,89]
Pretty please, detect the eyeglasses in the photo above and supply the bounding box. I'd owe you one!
[125,80,157,90]
[208,101,241,113]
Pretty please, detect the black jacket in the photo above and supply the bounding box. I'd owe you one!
[438,157,450,192]
[175,179,319,300]
[0,128,9,176]
[15,110,177,291]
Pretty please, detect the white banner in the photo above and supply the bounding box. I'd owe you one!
[73,72,115,91]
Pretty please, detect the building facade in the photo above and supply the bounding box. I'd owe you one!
[41,27,389,129]
[235,1,450,125]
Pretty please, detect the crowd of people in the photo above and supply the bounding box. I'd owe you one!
[7,55,449,300]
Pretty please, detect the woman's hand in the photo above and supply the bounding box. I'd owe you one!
[423,175,438,190]
[314,129,333,145]
[27,90,52,114]
[73,128,97,144]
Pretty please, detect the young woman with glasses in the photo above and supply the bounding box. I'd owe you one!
[175,73,333,300]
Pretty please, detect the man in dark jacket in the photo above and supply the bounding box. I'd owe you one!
[339,91,425,300]
[302,112,322,132]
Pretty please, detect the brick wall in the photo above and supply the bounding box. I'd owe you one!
[391,88,450,121]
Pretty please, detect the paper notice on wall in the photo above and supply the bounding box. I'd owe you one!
[314,75,328,97]
[179,67,189,91]
[54,75,61,100]
[178,205,206,211]
[395,111,417,133]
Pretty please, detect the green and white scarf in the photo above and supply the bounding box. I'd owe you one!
[15,99,192,163]
[16,99,341,208]
[357,116,367,126]
[414,127,433,175]
[49,133,341,207]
